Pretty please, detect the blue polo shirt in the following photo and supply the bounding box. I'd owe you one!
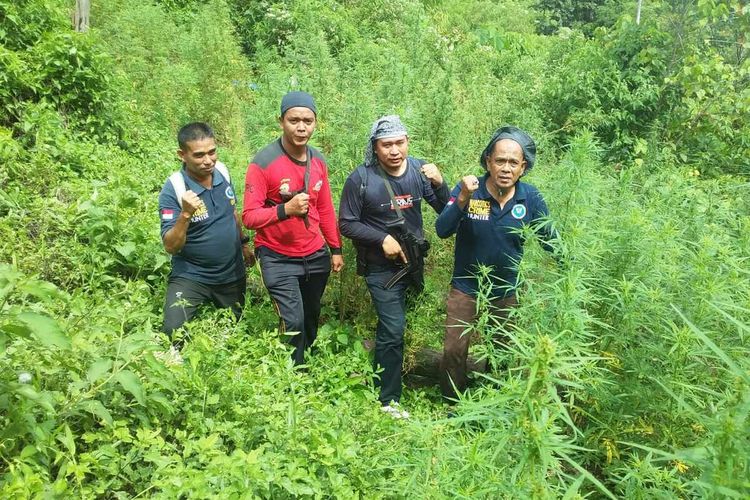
[435,176,554,298]
[158,168,245,285]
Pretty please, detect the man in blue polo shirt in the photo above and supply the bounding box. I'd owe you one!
[158,122,254,356]
[436,125,557,400]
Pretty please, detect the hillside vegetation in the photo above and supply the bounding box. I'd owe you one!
[1,0,749,497]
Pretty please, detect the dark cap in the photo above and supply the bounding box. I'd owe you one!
[280,91,317,116]
[480,125,536,172]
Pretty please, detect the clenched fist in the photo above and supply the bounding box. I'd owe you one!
[284,193,310,217]
[457,175,480,207]
[420,163,444,186]
[181,191,203,216]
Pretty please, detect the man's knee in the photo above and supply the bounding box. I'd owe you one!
[371,293,407,333]
[442,340,468,366]
[163,303,194,342]
[163,282,201,334]
[277,305,305,335]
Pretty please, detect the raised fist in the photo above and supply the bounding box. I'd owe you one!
[284,192,310,217]
[181,191,203,216]
[420,163,444,186]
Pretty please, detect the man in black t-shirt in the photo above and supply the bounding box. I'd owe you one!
[339,115,450,418]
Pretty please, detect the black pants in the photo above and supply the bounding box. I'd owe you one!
[364,264,410,405]
[257,246,331,365]
[162,276,246,345]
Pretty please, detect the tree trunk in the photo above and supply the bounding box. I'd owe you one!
[73,0,90,32]
[408,347,487,382]
[636,0,642,25]
[362,341,487,387]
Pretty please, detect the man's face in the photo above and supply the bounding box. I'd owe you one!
[178,137,217,180]
[374,135,409,171]
[279,107,316,148]
[486,139,526,191]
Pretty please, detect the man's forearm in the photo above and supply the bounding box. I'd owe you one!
[163,212,191,254]
[234,212,246,242]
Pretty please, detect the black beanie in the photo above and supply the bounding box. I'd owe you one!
[280,91,317,116]
[480,125,536,172]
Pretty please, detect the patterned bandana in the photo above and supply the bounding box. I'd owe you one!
[364,115,408,166]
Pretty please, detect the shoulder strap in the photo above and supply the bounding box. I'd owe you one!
[168,171,186,209]
[214,161,230,184]
[168,161,230,209]
[358,164,369,198]
[302,149,310,194]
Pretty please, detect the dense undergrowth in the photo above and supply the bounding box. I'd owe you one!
[1,0,749,497]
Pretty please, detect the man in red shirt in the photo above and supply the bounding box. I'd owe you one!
[243,92,344,365]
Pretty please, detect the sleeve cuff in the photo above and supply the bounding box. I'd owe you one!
[276,204,288,221]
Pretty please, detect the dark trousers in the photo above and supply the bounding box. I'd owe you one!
[163,276,246,345]
[440,287,517,400]
[365,264,410,404]
[257,246,331,365]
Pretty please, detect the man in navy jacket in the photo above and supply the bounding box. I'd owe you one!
[436,126,557,400]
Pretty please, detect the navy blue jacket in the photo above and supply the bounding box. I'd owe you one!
[435,176,555,298]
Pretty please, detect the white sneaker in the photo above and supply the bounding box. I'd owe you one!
[380,402,410,419]
[155,345,184,366]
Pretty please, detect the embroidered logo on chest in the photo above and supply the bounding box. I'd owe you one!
[468,199,490,221]
[313,180,323,192]
[191,202,209,223]
[511,204,527,220]
[279,178,291,196]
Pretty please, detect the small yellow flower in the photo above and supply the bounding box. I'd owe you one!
[673,460,690,473]
[602,438,620,464]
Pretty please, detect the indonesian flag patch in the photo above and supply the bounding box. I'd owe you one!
[161,209,175,220]
[447,196,456,206]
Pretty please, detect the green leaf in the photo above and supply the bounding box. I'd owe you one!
[18,280,63,301]
[16,312,70,349]
[86,359,112,383]
[14,385,55,412]
[114,370,145,405]
[76,399,113,426]
[673,305,750,384]
[115,242,136,258]
[557,450,617,500]
[562,475,586,500]
[3,320,33,339]
[56,424,76,456]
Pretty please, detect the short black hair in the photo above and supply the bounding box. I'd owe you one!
[177,122,214,150]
